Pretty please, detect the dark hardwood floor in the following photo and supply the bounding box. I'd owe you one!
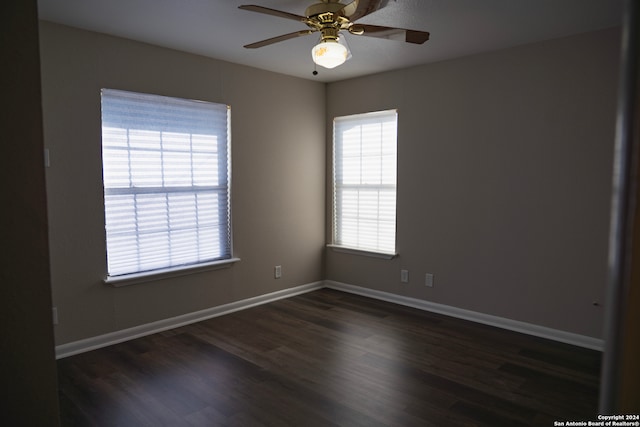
[57,289,601,426]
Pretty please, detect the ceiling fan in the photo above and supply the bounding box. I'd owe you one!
[239,0,430,69]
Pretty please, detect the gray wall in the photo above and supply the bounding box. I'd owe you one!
[39,22,326,345]
[325,28,620,339]
[1,2,59,425]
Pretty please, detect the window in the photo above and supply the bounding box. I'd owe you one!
[332,109,398,256]
[100,89,233,280]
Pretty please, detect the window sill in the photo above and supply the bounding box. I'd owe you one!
[104,257,241,287]
[326,244,397,260]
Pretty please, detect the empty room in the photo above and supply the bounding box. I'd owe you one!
[3,0,638,425]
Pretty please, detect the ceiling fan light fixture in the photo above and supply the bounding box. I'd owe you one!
[312,39,348,69]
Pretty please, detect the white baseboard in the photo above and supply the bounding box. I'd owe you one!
[324,280,604,351]
[55,281,324,359]
[56,279,603,359]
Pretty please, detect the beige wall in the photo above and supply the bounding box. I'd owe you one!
[325,28,621,339]
[40,20,620,345]
[39,22,326,345]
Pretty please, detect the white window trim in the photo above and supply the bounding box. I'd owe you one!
[326,244,397,260]
[104,257,241,287]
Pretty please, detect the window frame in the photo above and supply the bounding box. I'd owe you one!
[330,109,399,259]
[100,89,238,286]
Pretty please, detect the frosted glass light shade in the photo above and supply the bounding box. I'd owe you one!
[312,40,348,69]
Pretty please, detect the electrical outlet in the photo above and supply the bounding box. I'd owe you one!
[425,273,434,287]
[274,265,282,279]
[400,269,409,283]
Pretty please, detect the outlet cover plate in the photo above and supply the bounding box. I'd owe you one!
[425,273,434,287]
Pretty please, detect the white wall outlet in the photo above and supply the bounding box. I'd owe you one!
[400,269,409,283]
[425,273,434,287]
[274,265,282,279]
[52,307,58,325]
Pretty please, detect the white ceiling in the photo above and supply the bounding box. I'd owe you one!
[37,0,624,83]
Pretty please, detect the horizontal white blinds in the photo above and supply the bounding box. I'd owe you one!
[333,110,397,254]
[101,89,231,277]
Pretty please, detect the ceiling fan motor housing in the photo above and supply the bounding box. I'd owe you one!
[305,1,348,18]
[305,2,354,42]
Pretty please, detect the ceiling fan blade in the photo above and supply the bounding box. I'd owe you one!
[352,24,430,44]
[238,5,307,23]
[244,30,315,49]
[340,0,390,21]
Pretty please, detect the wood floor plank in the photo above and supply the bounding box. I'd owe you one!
[57,289,601,426]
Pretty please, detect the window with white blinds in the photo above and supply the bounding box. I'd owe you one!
[100,89,232,278]
[333,109,398,255]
